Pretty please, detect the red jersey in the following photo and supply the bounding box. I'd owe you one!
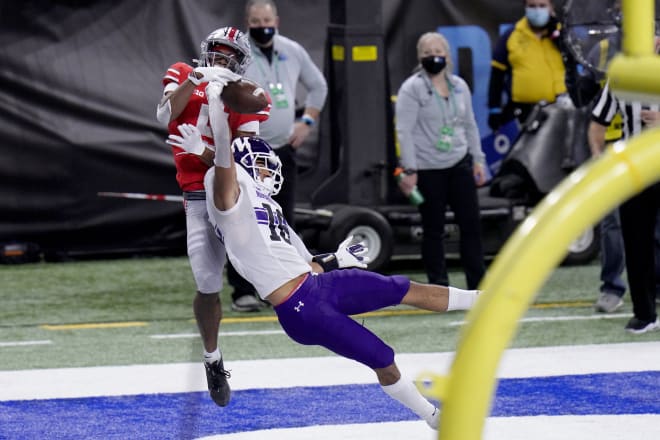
[162,62,270,191]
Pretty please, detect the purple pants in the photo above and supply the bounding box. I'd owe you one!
[274,268,410,369]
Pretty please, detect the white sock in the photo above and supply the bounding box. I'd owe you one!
[203,348,221,364]
[381,377,438,428]
[447,286,480,311]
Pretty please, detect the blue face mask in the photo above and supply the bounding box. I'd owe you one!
[525,7,550,28]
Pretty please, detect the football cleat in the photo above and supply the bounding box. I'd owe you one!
[204,358,231,406]
[426,407,440,430]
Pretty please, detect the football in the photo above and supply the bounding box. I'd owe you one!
[221,79,269,114]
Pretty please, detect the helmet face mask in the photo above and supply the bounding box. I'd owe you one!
[231,137,283,195]
[199,27,252,74]
[205,44,244,72]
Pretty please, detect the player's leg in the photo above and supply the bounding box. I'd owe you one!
[193,292,221,353]
[376,362,440,429]
[417,169,450,285]
[185,197,231,406]
[401,281,480,312]
[446,154,486,289]
[275,275,439,428]
[322,268,479,315]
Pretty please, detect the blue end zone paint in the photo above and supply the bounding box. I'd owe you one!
[1,372,659,439]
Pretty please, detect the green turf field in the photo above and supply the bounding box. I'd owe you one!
[0,257,656,371]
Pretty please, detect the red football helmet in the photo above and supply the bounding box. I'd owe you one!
[199,27,252,74]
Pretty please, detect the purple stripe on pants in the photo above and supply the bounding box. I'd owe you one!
[274,269,410,369]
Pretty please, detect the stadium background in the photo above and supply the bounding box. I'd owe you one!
[0,0,567,259]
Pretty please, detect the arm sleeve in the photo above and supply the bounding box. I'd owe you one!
[157,63,190,126]
[208,92,232,168]
[461,82,486,165]
[162,62,190,88]
[590,82,619,126]
[228,90,272,135]
[395,78,421,170]
[236,120,259,134]
[296,43,328,110]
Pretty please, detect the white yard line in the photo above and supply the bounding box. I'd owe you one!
[0,340,52,347]
[448,313,630,326]
[152,313,629,338]
[1,341,659,401]
[150,330,285,339]
[0,314,633,348]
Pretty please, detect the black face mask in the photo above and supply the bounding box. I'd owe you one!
[249,27,276,45]
[421,56,447,75]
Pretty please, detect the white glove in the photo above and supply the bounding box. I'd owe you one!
[166,123,212,155]
[335,235,370,269]
[189,66,241,86]
[206,81,225,101]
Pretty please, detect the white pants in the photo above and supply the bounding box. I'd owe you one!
[185,198,226,294]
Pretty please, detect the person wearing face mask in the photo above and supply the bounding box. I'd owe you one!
[487,0,567,132]
[231,0,326,312]
[242,0,327,230]
[395,32,487,290]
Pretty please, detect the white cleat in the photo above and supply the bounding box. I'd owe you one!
[426,407,440,430]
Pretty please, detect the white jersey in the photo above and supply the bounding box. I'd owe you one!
[204,166,313,299]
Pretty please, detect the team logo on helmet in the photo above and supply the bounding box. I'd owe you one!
[232,137,283,195]
[199,27,252,74]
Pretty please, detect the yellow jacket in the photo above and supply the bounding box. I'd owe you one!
[490,17,566,105]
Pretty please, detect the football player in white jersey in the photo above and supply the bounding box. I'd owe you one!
[168,93,482,430]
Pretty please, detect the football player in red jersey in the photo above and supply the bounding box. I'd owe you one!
[156,27,270,407]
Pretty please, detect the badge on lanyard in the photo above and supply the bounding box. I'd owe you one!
[269,82,288,109]
[436,125,454,151]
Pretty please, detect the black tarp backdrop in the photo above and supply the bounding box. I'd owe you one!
[0,0,559,258]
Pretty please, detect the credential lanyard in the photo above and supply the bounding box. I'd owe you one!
[431,80,457,127]
[430,78,458,151]
[254,50,288,109]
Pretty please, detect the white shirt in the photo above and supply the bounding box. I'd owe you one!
[243,34,327,148]
[204,166,313,299]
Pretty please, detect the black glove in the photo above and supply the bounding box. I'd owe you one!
[488,108,503,131]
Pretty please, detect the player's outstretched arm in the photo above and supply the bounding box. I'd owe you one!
[207,83,239,211]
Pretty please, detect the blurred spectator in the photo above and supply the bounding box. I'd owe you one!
[243,0,327,227]
[585,32,627,314]
[488,0,566,131]
[589,84,660,334]
[395,31,487,289]
[235,0,327,310]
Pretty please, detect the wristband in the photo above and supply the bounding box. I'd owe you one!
[301,114,315,127]
[312,253,339,272]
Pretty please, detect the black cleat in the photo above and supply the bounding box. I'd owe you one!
[204,359,231,406]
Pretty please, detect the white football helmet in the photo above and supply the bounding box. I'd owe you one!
[232,137,283,195]
[199,27,252,74]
